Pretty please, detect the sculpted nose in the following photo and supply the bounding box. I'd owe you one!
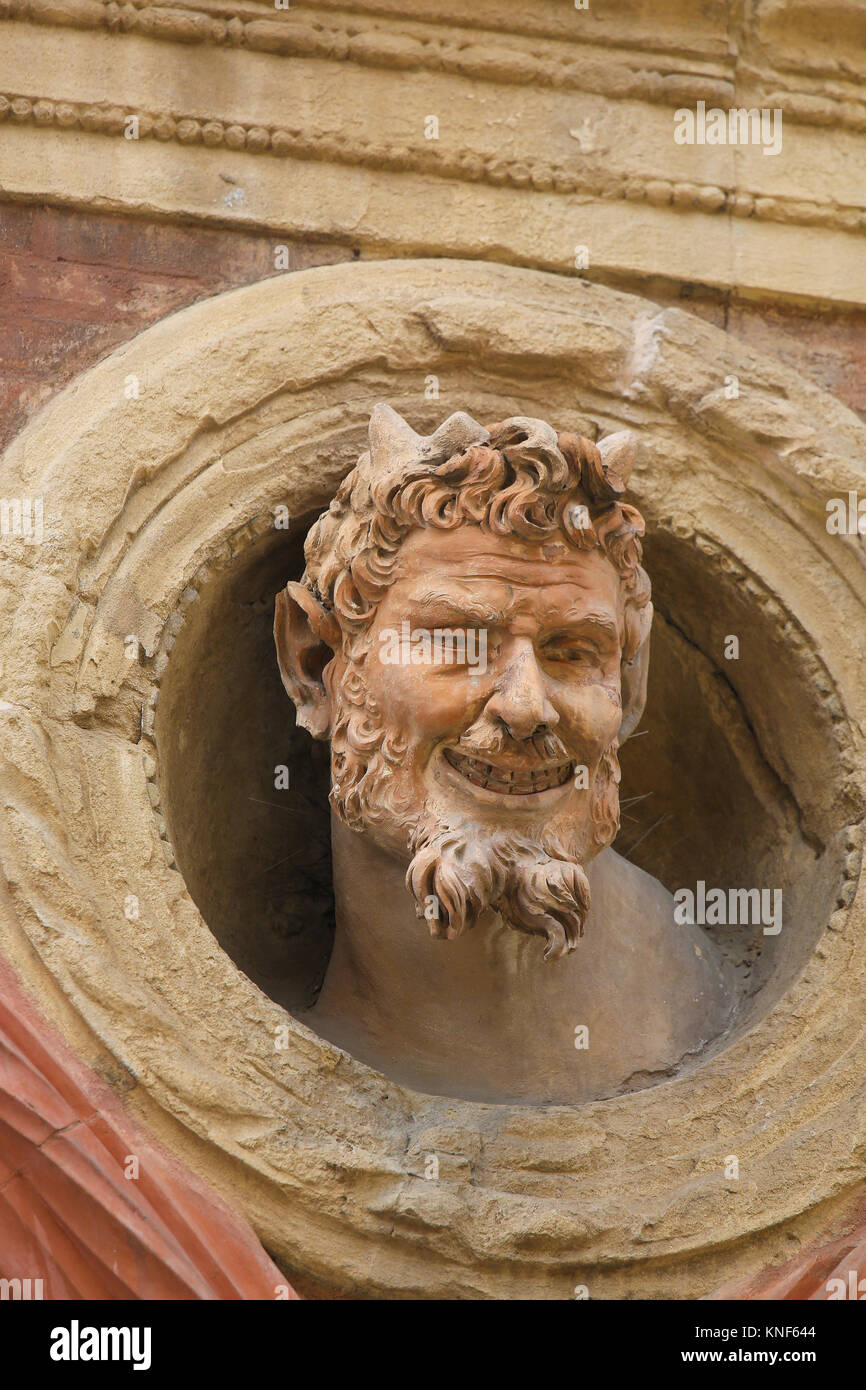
[485,640,559,741]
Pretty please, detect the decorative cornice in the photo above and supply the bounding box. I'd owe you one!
[2,88,864,237]
[0,0,738,106]
[2,0,866,133]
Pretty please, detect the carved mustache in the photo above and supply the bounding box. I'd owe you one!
[452,719,572,768]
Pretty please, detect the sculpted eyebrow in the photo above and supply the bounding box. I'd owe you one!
[412,590,510,625]
[540,612,622,644]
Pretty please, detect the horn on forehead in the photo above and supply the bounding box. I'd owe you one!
[369,403,422,472]
[597,430,638,491]
[368,403,489,478]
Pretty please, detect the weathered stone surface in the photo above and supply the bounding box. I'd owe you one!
[1,0,866,306]
[0,0,864,1304]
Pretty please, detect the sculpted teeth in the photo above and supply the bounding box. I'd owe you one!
[445,749,573,794]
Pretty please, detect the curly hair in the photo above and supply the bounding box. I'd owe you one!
[299,415,652,664]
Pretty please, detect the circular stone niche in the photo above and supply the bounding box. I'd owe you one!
[155,482,850,1069]
[6,259,865,1298]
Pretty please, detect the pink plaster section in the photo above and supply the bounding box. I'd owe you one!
[0,955,300,1300]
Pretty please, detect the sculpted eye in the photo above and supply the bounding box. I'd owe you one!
[541,638,599,665]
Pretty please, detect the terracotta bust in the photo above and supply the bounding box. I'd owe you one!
[275,407,733,1103]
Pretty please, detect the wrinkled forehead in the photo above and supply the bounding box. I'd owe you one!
[389,526,624,616]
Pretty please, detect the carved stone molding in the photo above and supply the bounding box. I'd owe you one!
[2,87,864,240]
[3,0,865,124]
[1,3,865,307]
[1,259,865,1298]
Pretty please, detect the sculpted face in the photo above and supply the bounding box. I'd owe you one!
[360,528,625,862]
[275,407,651,960]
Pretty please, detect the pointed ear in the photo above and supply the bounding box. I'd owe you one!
[274,582,341,740]
[597,430,638,492]
[619,603,652,743]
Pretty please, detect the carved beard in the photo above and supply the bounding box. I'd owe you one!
[328,654,621,961]
[405,817,592,962]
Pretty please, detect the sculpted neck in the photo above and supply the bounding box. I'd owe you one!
[322,811,553,1019]
[303,811,732,1105]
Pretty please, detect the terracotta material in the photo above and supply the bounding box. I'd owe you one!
[275,407,733,1103]
[0,956,298,1300]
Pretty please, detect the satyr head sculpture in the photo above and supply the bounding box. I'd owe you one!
[276,407,732,1103]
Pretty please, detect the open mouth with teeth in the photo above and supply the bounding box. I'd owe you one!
[443,748,574,794]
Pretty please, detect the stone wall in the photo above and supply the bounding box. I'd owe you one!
[4,0,866,443]
[0,202,351,449]
[3,199,866,465]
